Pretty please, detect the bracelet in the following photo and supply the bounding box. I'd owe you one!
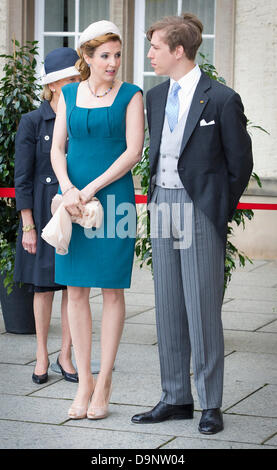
[22,224,35,232]
[62,185,75,196]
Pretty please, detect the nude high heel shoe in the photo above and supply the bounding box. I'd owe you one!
[68,403,88,420]
[87,385,112,420]
[68,378,95,420]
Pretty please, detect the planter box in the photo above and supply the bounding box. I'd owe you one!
[0,274,35,334]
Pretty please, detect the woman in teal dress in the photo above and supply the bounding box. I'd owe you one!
[51,21,144,420]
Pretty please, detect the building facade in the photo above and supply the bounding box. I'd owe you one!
[0,0,276,258]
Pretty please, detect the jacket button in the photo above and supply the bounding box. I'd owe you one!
[44,135,50,141]
[46,177,51,183]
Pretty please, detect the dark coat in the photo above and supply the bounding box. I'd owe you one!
[146,71,254,245]
[13,100,65,287]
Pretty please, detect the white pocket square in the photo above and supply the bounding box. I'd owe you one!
[200,119,215,127]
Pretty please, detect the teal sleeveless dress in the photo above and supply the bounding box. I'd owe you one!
[54,81,142,288]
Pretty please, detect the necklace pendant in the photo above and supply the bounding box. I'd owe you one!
[87,79,114,99]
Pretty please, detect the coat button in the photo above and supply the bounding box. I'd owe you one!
[46,177,51,183]
[44,135,50,141]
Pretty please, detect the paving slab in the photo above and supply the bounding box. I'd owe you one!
[250,260,277,274]
[192,379,265,413]
[232,260,270,272]
[47,318,158,345]
[265,433,277,446]
[223,330,277,354]
[31,368,265,416]
[65,404,277,446]
[89,291,156,308]
[0,333,62,364]
[225,285,277,301]
[0,420,169,449]
[223,352,277,385]
[65,404,202,436]
[226,385,277,418]
[52,303,153,322]
[0,363,62,395]
[227,271,277,288]
[125,308,156,325]
[259,320,277,333]
[1,259,277,450]
[129,270,155,293]
[0,394,70,424]
[31,371,162,408]
[160,437,276,449]
[222,311,276,331]
[222,299,277,315]
[108,343,161,375]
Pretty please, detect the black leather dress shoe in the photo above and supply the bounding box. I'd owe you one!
[131,401,194,424]
[198,408,223,434]
[32,360,50,385]
[56,356,79,383]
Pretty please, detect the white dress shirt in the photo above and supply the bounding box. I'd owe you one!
[155,64,202,189]
[169,64,201,121]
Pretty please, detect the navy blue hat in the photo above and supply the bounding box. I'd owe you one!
[41,47,80,85]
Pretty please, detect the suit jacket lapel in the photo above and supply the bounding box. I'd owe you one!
[179,71,211,156]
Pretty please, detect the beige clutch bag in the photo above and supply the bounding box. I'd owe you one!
[41,194,103,255]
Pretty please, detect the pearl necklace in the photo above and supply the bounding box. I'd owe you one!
[87,79,114,98]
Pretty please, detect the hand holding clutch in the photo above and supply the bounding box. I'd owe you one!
[41,194,104,255]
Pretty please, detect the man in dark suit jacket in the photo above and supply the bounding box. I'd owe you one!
[132,13,253,434]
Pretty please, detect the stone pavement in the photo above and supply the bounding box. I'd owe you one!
[0,259,277,450]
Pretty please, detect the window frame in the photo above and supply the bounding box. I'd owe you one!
[34,0,83,77]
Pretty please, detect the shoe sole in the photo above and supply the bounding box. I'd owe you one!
[132,414,193,424]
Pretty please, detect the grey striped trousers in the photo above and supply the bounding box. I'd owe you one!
[149,186,225,409]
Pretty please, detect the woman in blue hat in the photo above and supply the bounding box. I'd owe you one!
[14,48,80,385]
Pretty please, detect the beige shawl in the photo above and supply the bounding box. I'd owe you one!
[41,194,103,255]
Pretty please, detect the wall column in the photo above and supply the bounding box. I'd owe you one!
[110,0,135,82]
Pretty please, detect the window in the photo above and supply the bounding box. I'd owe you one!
[35,0,110,73]
[134,0,216,93]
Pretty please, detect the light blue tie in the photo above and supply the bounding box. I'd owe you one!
[165,82,181,132]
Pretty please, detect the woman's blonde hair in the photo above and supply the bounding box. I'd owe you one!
[41,84,53,101]
[76,33,122,81]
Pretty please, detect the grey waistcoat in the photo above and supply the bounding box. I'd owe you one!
[156,109,189,189]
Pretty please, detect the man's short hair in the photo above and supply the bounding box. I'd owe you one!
[147,13,203,60]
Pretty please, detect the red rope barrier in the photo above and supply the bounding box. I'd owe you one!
[0,188,15,197]
[0,188,277,210]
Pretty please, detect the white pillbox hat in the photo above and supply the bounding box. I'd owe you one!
[78,20,122,47]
